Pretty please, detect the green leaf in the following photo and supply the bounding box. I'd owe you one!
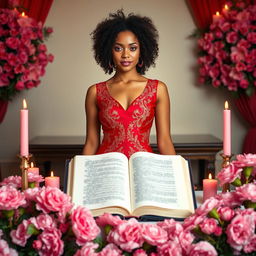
[2,209,15,218]
[231,178,242,187]
[28,182,36,188]
[27,224,39,235]
[243,166,253,179]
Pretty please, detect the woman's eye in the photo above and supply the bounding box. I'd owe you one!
[130,46,137,51]
[114,46,122,52]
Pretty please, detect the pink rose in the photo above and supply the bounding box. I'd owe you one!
[0,239,18,256]
[179,231,195,254]
[71,206,100,246]
[10,219,31,246]
[183,213,206,231]
[23,187,40,201]
[37,228,64,256]
[226,213,255,251]
[96,212,123,228]
[199,218,219,235]
[0,176,21,188]
[244,234,256,253]
[133,248,147,256]
[157,240,182,256]
[107,218,143,252]
[226,31,239,44]
[98,243,122,256]
[33,240,42,250]
[27,173,44,184]
[217,206,235,222]
[74,242,98,256]
[6,37,20,49]
[0,185,26,210]
[215,191,241,208]
[217,163,243,186]
[239,79,249,89]
[35,186,73,215]
[31,214,56,230]
[15,80,25,90]
[48,53,54,62]
[188,241,217,256]
[247,32,256,44]
[235,153,256,167]
[141,223,168,246]
[157,219,183,241]
[195,197,221,217]
[235,183,256,203]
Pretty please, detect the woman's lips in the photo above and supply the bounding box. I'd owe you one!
[120,61,132,66]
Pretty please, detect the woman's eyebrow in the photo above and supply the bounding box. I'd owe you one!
[114,42,138,46]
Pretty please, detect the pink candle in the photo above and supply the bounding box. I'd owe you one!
[222,4,229,16]
[28,162,39,175]
[45,171,60,188]
[203,173,217,202]
[213,11,221,23]
[20,99,29,156]
[223,101,231,156]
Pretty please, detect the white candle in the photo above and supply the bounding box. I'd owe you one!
[223,101,231,156]
[203,173,217,202]
[45,171,60,188]
[20,99,29,156]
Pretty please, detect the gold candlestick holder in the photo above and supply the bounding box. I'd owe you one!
[220,153,233,192]
[18,154,32,191]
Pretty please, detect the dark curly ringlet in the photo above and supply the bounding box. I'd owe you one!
[91,9,159,75]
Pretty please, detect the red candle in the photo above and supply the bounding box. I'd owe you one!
[223,101,231,156]
[45,171,60,188]
[20,99,29,156]
[222,4,229,16]
[203,173,217,202]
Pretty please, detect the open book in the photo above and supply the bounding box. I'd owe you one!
[66,152,196,220]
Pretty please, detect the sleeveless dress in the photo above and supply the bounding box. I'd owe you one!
[96,79,159,158]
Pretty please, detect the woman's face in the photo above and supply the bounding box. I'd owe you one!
[112,30,140,73]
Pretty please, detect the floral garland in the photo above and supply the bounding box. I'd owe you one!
[197,1,256,97]
[0,153,255,255]
[0,8,53,101]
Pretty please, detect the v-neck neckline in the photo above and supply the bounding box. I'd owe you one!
[104,79,150,111]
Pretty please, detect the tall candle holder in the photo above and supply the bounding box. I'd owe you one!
[220,153,233,192]
[18,154,32,191]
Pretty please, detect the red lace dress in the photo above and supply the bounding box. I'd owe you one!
[96,79,159,158]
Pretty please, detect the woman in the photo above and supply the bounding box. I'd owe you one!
[82,10,176,158]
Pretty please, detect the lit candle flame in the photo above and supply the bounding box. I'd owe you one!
[21,12,26,17]
[216,11,220,16]
[224,4,229,10]
[208,173,213,179]
[50,171,54,177]
[22,99,27,109]
[224,101,229,110]
[31,162,34,168]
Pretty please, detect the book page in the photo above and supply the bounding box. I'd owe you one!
[129,152,194,214]
[70,153,131,213]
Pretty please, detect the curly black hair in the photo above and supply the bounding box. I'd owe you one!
[91,9,159,75]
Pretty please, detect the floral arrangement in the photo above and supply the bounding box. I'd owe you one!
[0,154,255,255]
[197,1,256,97]
[0,8,54,101]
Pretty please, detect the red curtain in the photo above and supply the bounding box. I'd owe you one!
[186,0,226,30]
[0,0,54,24]
[235,94,256,153]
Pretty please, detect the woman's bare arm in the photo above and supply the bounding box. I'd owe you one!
[82,85,101,155]
[155,81,176,155]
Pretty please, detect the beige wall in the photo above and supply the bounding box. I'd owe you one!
[0,0,248,164]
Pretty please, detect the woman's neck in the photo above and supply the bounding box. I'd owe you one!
[113,69,144,83]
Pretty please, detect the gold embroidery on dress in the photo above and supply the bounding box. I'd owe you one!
[96,80,158,158]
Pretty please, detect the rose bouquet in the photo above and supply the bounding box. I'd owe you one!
[0,153,256,256]
[0,8,54,101]
[197,1,256,97]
